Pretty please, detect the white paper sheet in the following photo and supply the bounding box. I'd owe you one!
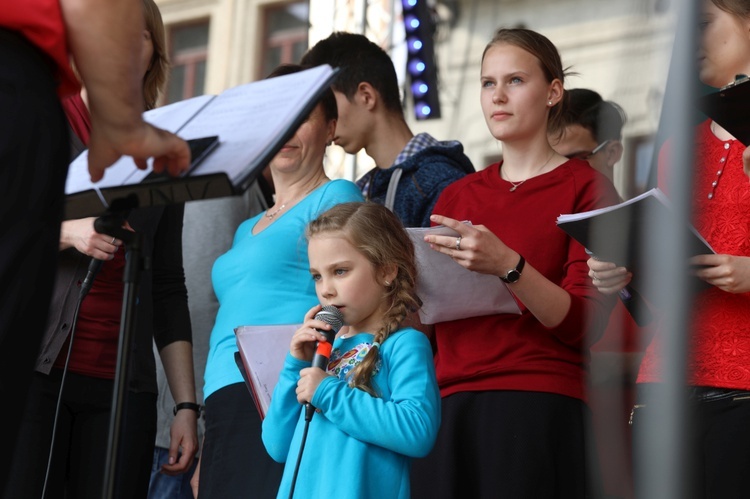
[407,225,522,324]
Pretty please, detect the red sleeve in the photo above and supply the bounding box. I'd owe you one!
[61,93,92,144]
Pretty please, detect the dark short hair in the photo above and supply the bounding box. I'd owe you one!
[300,32,403,114]
[265,63,337,122]
[565,88,627,142]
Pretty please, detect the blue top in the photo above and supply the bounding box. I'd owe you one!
[203,179,363,399]
[262,327,441,499]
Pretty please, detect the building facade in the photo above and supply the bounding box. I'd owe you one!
[155,0,675,199]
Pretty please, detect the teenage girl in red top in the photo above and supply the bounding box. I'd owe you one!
[410,27,620,498]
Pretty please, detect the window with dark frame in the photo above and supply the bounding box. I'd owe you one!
[166,21,210,104]
[259,2,310,80]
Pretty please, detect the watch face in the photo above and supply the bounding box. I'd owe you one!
[505,269,520,283]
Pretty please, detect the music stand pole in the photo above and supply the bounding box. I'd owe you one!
[94,210,144,499]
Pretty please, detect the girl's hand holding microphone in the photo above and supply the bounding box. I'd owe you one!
[290,304,335,406]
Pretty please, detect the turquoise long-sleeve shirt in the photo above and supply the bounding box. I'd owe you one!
[262,328,441,499]
[202,179,363,400]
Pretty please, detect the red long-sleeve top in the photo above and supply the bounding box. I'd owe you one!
[431,160,620,402]
[637,120,750,390]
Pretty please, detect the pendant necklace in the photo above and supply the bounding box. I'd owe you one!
[264,178,328,219]
[265,203,286,219]
[503,151,555,192]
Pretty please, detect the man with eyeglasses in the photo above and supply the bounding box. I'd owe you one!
[550,88,627,186]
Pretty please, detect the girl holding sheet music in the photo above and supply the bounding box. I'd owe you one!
[588,1,750,497]
[410,27,620,498]
[261,202,440,499]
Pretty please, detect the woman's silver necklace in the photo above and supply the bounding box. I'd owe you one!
[503,152,555,192]
[264,178,328,219]
[265,203,286,219]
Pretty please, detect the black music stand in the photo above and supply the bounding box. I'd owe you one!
[89,196,144,499]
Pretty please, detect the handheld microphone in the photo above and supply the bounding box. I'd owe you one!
[79,257,104,299]
[305,305,344,421]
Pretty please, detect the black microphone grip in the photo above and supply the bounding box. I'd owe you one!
[79,258,103,299]
[309,328,336,371]
[304,306,344,421]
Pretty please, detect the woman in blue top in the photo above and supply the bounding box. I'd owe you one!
[262,202,441,499]
[194,64,363,498]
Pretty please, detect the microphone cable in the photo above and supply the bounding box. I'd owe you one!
[41,257,103,499]
[287,409,312,499]
[287,305,343,498]
[289,387,326,499]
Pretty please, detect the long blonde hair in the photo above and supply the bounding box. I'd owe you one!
[306,202,421,395]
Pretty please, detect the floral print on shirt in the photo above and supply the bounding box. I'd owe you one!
[328,341,380,384]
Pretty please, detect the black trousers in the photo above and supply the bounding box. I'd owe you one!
[632,384,750,499]
[199,382,285,499]
[4,370,157,499]
[411,390,603,499]
[0,28,70,493]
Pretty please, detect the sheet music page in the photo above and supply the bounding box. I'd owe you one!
[144,94,215,132]
[64,94,216,195]
[235,324,299,420]
[178,64,335,183]
[65,151,141,196]
[556,188,664,223]
[407,225,522,324]
[63,64,336,216]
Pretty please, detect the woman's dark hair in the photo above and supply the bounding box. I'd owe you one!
[142,0,169,110]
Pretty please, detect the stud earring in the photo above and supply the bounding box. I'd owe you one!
[384,280,390,286]
[548,100,553,106]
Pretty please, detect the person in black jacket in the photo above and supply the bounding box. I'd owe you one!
[0,0,190,490]
[3,2,197,498]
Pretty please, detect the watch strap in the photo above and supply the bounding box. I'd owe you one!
[173,402,202,416]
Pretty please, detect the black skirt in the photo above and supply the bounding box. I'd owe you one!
[410,390,602,499]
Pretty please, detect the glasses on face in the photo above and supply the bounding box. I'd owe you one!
[564,139,611,160]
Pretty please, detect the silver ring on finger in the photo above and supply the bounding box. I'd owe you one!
[111,236,116,244]
[455,236,462,251]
